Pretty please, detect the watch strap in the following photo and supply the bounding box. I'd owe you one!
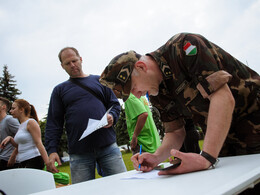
[200,151,219,168]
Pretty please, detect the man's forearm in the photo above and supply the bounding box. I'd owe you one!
[154,127,185,162]
[203,84,235,158]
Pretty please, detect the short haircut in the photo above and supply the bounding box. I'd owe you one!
[0,97,11,111]
[58,47,80,63]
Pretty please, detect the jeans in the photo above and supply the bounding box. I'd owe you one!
[70,142,127,184]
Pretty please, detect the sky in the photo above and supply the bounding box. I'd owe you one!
[0,0,259,120]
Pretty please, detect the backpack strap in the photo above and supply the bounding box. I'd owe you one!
[69,78,107,108]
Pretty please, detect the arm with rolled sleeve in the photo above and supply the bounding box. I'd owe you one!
[182,34,235,159]
[133,33,236,174]
[157,84,235,176]
[162,34,236,174]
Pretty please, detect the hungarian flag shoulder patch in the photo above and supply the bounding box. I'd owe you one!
[183,42,197,56]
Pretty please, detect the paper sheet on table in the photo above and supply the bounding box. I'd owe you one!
[121,170,160,180]
[79,107,112,141]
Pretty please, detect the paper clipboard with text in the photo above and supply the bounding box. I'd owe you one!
[79,107,112,141]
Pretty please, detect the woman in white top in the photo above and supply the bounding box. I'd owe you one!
[0,99,50,170]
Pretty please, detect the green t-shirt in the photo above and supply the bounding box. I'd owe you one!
[125,93,161,153]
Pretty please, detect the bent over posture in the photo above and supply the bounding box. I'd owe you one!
[100,33,260,176]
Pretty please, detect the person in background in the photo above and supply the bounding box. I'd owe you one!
[0,99,51,170]
[0,97,20,170]
[118,91,200,155]
[123,93,161,154]
[45,47,126,184]
[97,92,161,177]
[99,32,260,176]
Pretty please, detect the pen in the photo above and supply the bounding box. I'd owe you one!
[138,145,142,170]
[146,92,149,102]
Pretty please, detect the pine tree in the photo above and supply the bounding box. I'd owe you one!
[151,106,165,140]
[115,105,130,148]
[0,65,21,101]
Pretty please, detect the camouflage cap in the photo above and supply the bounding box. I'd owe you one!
[100,50,141,98]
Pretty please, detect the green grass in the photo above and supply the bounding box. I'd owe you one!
[58,141,203,184]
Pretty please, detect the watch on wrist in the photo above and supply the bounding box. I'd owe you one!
[200,151,219,169]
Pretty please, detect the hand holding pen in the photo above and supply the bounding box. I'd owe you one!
[131,145,160,172]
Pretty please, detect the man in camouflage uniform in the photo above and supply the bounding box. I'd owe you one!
[99,33,260,175]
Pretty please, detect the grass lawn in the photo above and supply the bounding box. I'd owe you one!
[57,140,203,185]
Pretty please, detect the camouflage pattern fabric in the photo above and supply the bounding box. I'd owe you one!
[100,51,141,99]
[148,33,260,157]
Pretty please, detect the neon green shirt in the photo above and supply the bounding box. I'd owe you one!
[125,93,161,153]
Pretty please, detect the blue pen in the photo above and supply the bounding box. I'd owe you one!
[138,145,142,170]
[146,92,149,102]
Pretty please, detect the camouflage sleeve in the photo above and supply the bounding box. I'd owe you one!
[197,70,232,98]
[181,34,232,98]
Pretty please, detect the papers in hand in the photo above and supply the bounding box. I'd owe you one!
[79,107,112,141]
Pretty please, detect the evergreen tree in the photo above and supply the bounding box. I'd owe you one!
[114,105,130,148]
[40,117,47,146]
[151,106,165,140]
[0,65,21,101]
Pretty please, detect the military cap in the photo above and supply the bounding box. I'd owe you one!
[100,50,141,99]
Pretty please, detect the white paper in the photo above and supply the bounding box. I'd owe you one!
[79,107,112,141]
[121,170,161,180]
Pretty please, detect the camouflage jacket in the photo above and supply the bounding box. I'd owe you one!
[148,33,260,133]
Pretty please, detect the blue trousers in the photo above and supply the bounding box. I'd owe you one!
[69,142,127,183]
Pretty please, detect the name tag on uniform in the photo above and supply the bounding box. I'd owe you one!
[175,80,189,95]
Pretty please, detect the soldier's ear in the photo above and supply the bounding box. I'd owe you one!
[135,61,147,73]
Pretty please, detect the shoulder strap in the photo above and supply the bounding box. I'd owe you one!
[69,78,107,107]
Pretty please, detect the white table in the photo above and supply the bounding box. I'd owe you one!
[31,154,260,195]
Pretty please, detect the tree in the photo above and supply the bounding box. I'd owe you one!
[0,65,21,101]
[40,117,47,146]
[114,105,130,148]
[151,106,165,140]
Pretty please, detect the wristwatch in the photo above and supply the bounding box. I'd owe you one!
[200,151,219,169]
